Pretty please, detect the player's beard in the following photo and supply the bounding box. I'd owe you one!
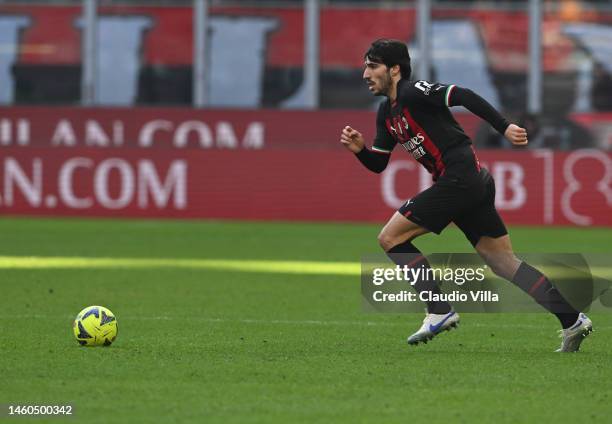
[375,71,393,97]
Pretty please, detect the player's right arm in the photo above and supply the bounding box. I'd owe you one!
[340,104,395,174]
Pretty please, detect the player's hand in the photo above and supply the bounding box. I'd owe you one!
[340,126,366,153]
[504,123,528,146]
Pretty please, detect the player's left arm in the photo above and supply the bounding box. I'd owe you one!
[448,86,528,146]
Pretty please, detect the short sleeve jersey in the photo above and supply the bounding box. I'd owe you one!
[373,79,479,180]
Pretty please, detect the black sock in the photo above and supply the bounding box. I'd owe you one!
[387,240,451,315]
[512,262,579,328]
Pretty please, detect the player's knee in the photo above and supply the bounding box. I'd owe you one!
[377,231,397,251]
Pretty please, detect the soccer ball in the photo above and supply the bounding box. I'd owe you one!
[73,306,118,347]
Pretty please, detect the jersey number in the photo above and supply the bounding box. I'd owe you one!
[415,80,434,95]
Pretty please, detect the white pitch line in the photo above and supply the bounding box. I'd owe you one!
[1,314,611,330]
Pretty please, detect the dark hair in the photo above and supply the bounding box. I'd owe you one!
[364,38,411,79]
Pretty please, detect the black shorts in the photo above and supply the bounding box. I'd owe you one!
[398,168,508,246]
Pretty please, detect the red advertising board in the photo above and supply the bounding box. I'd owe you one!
[0,107,610,226]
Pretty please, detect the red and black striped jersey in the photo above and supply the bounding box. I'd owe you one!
[373,79,480,180]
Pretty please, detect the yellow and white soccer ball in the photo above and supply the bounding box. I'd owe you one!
[73,306,118,347]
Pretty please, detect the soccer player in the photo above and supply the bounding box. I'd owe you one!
[340,39,593,352]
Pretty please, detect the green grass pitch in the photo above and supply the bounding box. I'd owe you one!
[1,218,611,423]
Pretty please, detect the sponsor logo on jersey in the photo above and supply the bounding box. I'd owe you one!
[400,132,427,160]
[400,132,425,150]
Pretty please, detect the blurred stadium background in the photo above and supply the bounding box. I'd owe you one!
[1,1,612,423]
[0,0,610,224]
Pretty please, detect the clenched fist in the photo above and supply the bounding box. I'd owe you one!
[504,124,528,146]
[340,126,366,153]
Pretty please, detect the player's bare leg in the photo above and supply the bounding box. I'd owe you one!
[377,211,428,251]
[474,235,521,280]
[475,235,592,352]
[379,212,459,345]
